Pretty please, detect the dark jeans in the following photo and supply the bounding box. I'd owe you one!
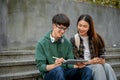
[44,66,92,80]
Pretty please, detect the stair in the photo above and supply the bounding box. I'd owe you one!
[0,50,42,80]
[0,48,120,80]
[105,48,120,80]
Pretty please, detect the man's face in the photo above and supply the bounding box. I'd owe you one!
[52,24,68,39]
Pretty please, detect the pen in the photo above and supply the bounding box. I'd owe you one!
[52,56,66,62]
[52,56,59,59]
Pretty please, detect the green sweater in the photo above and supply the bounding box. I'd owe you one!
[35,30,74,75]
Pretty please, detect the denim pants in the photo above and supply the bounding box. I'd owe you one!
[44,66,92,80]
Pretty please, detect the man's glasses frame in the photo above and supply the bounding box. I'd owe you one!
[56,24,68,31]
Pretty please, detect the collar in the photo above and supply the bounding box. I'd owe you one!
[50,34,55,43]
[50,34,64,43]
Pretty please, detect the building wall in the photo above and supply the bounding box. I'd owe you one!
[0,0,120,50]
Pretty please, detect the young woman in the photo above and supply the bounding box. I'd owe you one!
[70,14,117,80]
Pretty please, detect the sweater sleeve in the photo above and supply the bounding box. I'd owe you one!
[35,42,47,72]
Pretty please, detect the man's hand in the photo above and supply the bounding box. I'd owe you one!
[46,57,64,71]
[54,58,64,66]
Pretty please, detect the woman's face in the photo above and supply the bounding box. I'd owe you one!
[77,20,89,37]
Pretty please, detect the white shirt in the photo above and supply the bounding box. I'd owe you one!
[81,36,91,60]
[50,34,55,43]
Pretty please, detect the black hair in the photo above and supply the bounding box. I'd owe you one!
[52,13,70,28]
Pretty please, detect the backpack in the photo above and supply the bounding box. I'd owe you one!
[74,33,80,50]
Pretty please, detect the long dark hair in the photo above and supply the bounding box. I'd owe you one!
[77,14,105,56]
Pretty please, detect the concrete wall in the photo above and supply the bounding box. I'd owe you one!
[0,0,120,50]
[0,0,8,50]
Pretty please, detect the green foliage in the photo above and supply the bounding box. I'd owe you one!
[75,0,120,8]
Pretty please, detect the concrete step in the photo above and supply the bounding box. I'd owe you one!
[0,70,41,80]
[105,54,120,62]
[106,48,120,55]
[109,62,120,80]
[0,60,42,80]
[0,50,35,62]
[109,62,120,74]
[0,60,37,75]
[0,59,35,67]
[116,72,120,80]
[0,50,35,55]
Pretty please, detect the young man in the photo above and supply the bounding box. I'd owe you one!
[35,13,92,80]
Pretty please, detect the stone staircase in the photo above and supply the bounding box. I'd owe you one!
[0,50,42,80]
[105,48,120,80]
[0,48,120,80]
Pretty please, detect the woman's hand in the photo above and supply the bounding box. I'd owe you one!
[93,57,105,64]
[98,58,105,64]
[85,57,105,65]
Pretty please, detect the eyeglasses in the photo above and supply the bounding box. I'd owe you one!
[56,25,68,31]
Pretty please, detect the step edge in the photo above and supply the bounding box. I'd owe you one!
[0,70,40,79]
[0,50,35,56]
[0,60,36,67]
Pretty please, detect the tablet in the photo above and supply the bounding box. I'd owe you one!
[63,59,88,64]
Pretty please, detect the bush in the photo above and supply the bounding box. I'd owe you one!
[75,0,120,8]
